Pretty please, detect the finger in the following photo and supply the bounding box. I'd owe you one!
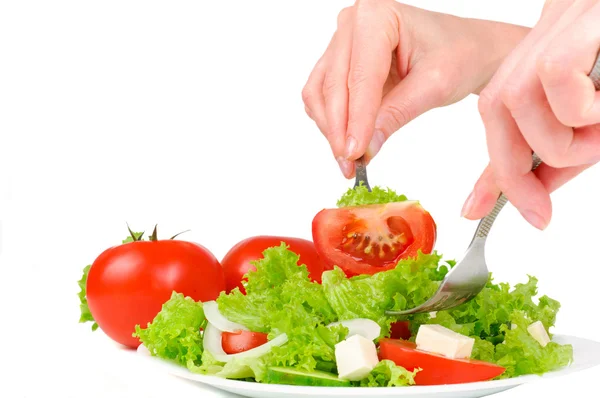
[345,2,398,160]
[501,76,578,168]
[470,0,582,229]
[462,160,595,220]
[537,3,600,127]
[483,101,552,230]
[363,63,452,163]
[302,55,329,138]
[323,7,354,161]
[536,161,596,194]
[461,163,502,220]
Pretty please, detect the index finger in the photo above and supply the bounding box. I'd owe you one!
[344,2,398,160]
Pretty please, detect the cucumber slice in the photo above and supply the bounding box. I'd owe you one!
[265,367,351,387]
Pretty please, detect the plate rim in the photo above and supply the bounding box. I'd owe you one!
[134,334,600,396]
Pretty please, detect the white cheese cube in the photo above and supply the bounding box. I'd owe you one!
[429,312,437,319]
[527,321,551,347]
[415,324,475,359]
[335,334,379,381]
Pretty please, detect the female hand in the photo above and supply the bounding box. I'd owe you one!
[462,0,600,230]
[302,0,530,178]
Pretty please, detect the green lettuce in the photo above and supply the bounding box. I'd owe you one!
[133,292,206,369]
[321,251,451,337]
[493,311,573,378]
[337,184,407,207]
[217,243,345,372]
[77,264,97,331]
[355,360,418,387]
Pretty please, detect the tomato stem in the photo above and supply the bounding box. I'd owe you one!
[170,230,191,240]
[150,224,158,242]
[126,223,145,241]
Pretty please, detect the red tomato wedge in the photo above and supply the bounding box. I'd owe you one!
[312,201,436,276]
[221,330,269,354]
[389,321,412,340]
[221,236,328,294]
[378,339,506,385]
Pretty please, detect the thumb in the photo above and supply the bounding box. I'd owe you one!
[365,67,449,163]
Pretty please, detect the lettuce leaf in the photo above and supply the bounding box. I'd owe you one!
[355,360,418,387]
[133,292,206,369]
[192,350,271,382]
[321,251,450,337]
[77,264,98,331]
[337,184,407,207]
[493,311,573,378]
[217,243,343,372]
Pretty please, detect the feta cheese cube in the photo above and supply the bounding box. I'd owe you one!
[527,321,551,347]
[415,324,475,359]
[334,334,379,381]
[429,311,437,319]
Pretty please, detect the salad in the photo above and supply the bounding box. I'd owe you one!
[125,186,573,387]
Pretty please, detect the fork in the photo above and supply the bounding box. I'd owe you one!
[354,156,371,191]
[384,53,600,316]
[384,154,543,316]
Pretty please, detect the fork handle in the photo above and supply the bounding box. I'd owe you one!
[474,154,543,239]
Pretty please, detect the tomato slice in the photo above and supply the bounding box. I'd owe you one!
[389,321,412,340]
[221,330,269,354]
[378,339,506,385]
[312,201,436,276]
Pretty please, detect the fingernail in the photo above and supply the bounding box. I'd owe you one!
[461,191,476,218]
[520,210,548,230]
[367,130,385,158]
[345,136,357,159]
[337,157,353,178]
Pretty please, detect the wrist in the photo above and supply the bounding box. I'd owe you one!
[465,19,531,95]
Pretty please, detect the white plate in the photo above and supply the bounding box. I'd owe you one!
[134,334,600,398]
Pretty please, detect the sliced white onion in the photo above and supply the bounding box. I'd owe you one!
[203,301,248,332]
[137,343,151,356]
[328,318,381,341]
[203,322,288,363]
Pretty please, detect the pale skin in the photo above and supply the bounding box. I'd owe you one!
[302,0,600,230]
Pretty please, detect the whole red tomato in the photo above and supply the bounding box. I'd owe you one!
[87,236,225,348]
[221,236,328,294]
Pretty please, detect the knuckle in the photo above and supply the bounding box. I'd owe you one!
[536,54,567,84]
[301,86,314,107]
[381,100,416,129]
[427,68,454,103]
[347,65,369,92]
[500,83,527,112]
[337,6,353,25]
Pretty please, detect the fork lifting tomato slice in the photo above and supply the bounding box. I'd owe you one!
[312,201,436,276]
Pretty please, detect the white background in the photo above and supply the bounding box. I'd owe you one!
[1,0,598,397]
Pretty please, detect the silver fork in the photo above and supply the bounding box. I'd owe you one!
[354,156,371,191]
[384,53,600,316]
[385,154,543,316]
